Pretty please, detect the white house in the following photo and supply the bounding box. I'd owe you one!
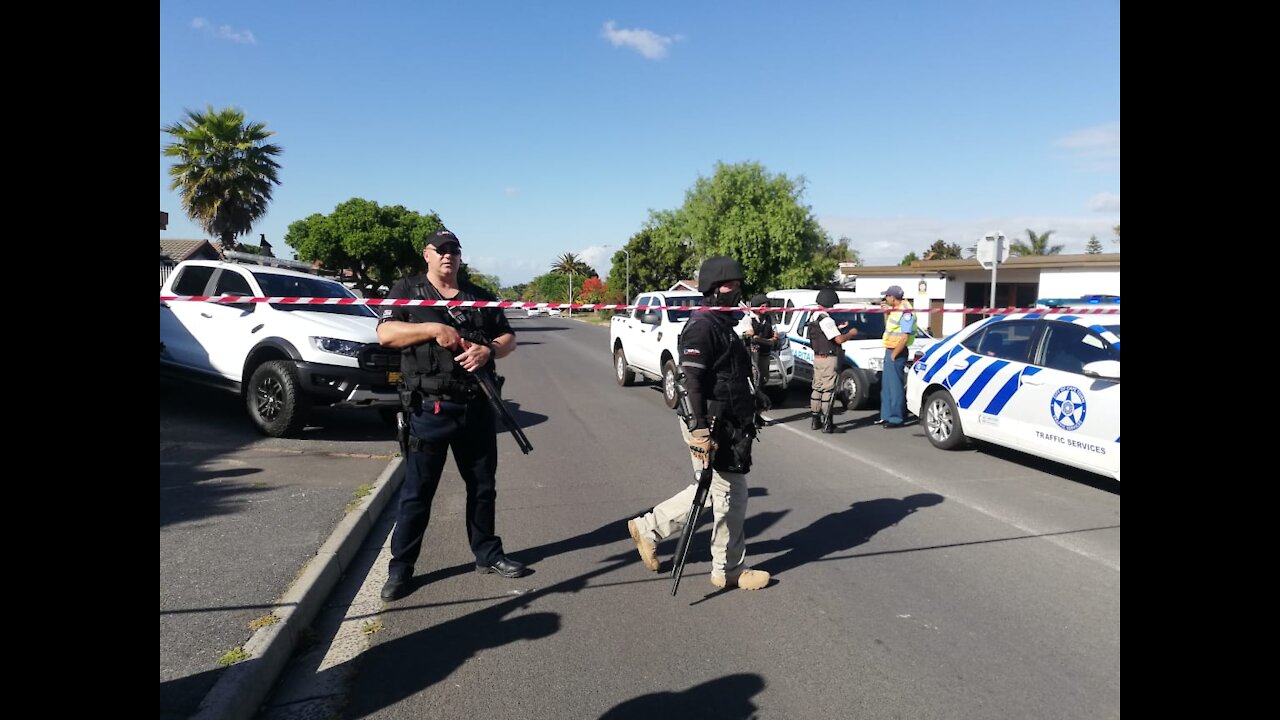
[840,253,1120,338]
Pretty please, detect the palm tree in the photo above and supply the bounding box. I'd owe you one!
[163,106,283,254]
[550,253,582,275]
[1008,228,1064,257]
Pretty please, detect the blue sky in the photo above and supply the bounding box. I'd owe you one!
[160,1,1120,286]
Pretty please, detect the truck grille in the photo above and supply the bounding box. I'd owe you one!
[358,346,401,372]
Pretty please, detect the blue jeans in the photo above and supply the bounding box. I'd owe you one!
[880,349,908,424]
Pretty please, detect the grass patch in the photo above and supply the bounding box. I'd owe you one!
[361,619,384,636]
[248,613,279,631]
[345,483,375,513]
[217,647,251,666]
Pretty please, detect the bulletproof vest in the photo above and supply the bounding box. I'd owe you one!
[704,315,756,424]
[808,313,840,356]
[399,278,484,398]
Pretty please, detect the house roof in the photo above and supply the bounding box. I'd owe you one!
[840,253,1120,277]
[669,279,699,292]
[160,239,220,264]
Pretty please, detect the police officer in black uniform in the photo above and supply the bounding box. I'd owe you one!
[807,288,859,434]
[626,256,771,591]
[742,293,779,396]
[376,229,526,601]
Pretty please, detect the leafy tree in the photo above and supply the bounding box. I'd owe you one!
[459,264,501,296]
[1085,235,1103,254]
[642,162,836,293]
[823,236,862,266]
[163,106,283,253]
[922,239,964,260]
[1009,228,1064,257]
[502,283,528,299]
[606,226,692,298]
[522,272,571,303]
[1113,224,1121,245]
[285,198,445,296]
[899,252,919,266]
[579,276,607,304]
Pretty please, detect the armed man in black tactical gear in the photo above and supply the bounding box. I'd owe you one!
[807,288,859,434]
[376,229,527,602]
[627,256,771,591]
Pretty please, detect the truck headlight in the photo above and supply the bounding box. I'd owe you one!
[311,337,366,357]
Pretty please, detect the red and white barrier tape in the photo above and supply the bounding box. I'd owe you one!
[159,296,1119,315]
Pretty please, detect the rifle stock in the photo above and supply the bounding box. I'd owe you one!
[670,464,714,596]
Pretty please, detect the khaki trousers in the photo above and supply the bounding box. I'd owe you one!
[631,419,749,578]
[810,354,839,414]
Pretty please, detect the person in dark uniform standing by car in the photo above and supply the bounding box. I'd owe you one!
[375,229,527,601]
[740,293,779,395]
[807,288,859,434]
[627,256,771,591]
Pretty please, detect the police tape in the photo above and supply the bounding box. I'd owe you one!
[158,296,1120,315]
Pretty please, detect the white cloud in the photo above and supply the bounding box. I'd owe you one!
[191,16,256,44]
[576,244,613,275]
[1089,193,1120,212]
[503,187,520,197]
[1053,122,1119,172]
[819,214,1122,267]
[601,20,677,60]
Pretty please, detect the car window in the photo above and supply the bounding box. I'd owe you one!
[634,295,651,320]
[963,320,1037,362]
[213,270,253,297]
[253,271,376,318]
[781,300,795,328]
[1037,322,1118,374]
[830,311,885,340]
[665,295,702,322]
[172,266,215,296]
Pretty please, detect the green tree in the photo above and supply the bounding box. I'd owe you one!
[1085,235,1103,254]
[458,264,502,296]
[1009,228,1064,257]
[163,106,283,253]
[922,239,964,260]
[523,272,571,303]
[1113,224,1121,245]
[822,236,863,266]
[643,161,835,292]
[899,252,919,266]
[285,198,444,296]
[606,226,693,298]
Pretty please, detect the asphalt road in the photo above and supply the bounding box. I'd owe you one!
[259,313,1120,720]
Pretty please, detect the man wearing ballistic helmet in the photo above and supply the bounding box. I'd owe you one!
[626,256,771,591]
[375,229,527,602]
[807,288,859,434]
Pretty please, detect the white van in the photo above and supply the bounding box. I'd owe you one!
[767,289,940,410]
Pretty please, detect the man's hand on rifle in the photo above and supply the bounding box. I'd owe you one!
[456,338,493,372]
[688,428,715,468]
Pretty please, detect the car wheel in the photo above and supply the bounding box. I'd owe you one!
[923,389,969,450]
[662,359,680,409]
[837,367,871,411]
[246,360,308,438]
[614,347,636,387]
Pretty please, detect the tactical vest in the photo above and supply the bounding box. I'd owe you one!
[703,315,756,425]
[808,313,840,356]
[399,278,484,400]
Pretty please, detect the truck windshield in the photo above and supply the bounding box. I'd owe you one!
[254,272,377,318]
[666,296,703,322]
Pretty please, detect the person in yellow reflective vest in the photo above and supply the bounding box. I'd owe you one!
[878,285,915,429]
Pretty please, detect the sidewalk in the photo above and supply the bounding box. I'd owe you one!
[160,435,402,720]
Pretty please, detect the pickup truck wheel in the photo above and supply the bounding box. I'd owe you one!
[923,389,969,450]
[614,347,636,386]
[837,367,871,411]
[662,359,680,409]
[246,360,308,437]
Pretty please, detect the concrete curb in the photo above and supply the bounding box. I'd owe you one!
[191,456,404,720]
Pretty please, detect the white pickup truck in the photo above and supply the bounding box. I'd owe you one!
[610,290,794,408]
[160,258,401,437]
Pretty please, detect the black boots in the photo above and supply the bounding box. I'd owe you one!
[811,413,822,430]
[822,413,842,434]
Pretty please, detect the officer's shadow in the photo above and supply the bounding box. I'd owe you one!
[751,493,945,578]
[598,673,766,720]
[490,400,548,431]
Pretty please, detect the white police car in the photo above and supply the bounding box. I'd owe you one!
[906,311,1120,481]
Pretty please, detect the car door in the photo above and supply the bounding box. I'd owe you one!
[941,319,1041,447]
[631,295,661,374]
[1011,320,1121,476]
[160,265,217,371]
[205,268,267,381]
[789,310,814,383]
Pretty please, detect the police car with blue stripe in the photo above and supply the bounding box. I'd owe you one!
[905,305,1120,481]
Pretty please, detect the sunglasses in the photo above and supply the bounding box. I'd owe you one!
[430,244,462,256]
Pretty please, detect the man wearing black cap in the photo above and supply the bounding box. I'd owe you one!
[375,229,526,601]
[878,285,915,429]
